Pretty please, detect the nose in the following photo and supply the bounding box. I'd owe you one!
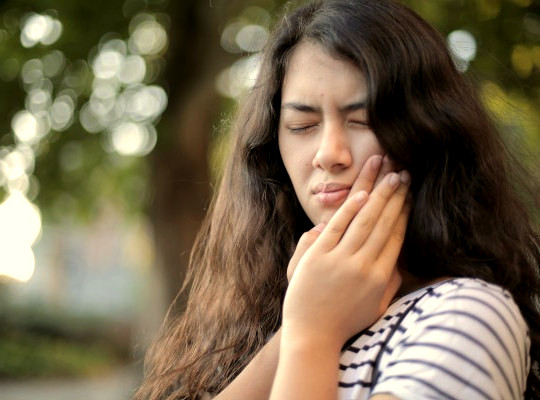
[312,122,352,171]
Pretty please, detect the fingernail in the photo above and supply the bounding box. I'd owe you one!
[355,191,368,202]
[371,155,383,171]
[312,223,326,232]
[400,170,411,184]
[389,173,400,188]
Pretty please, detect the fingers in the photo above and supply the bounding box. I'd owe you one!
[372,201,411,272]
[348,154,383,198]
[348,154,396,200]
[360,171,411,259]
[338,171,407,252]
[287,224,325,281]
[373,154,395,188]
[313,191,369,251]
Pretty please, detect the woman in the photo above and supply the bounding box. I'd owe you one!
[135,0,540,399]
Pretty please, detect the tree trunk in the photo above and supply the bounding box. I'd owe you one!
[148,1,239,307]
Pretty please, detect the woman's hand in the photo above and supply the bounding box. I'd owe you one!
[286,154,394,282]
[216,155,400,400]
[282,167,411,349]
[271,165,410,400]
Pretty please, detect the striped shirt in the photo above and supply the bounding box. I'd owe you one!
[338,278,530,400]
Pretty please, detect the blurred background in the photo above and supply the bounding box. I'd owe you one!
[0,0,538,399]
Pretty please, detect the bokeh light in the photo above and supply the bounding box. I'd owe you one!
[124,85,167,122]
[42,50,66,77]
[21,58,44,85]
[11,110,49,145]
[216,54,261,99]
[511,45,534,78]
[235,24,268,53]
[79,19,168,157]
[447,29,477,72]
[118,54,146,84]
[221,22,245,54]
[0,190,42,282]
[0,145,36,198]
[50,93,76,131]
[20,13,63,48]
[109,122,157,156]
[26,87,52,114]
[128,15,168,56]
[92,47,125,80]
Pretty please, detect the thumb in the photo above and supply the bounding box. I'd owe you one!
[287,223,325,282]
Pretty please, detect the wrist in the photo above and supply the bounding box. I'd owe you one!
[280,324,343,356]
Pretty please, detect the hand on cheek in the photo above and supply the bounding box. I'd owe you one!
[286,154,395,282]
[282,169,411,350]
[287,223,326,282]
[348,153,396,200]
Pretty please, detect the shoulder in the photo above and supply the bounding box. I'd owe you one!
[371,278,531,400]
[411,278,530,369]
[417,277,524,319]
[414,277,529,339]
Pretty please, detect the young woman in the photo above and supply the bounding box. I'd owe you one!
[134,0,540,399]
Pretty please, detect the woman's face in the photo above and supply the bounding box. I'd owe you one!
[278,41,384,225]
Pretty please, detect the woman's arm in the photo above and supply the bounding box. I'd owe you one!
[270,170,411,400]
[216,155,396,400]
[213,329,281,400]
[271,328,342,400]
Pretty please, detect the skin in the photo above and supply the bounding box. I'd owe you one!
[215,157,399,400]
[278,41,385,226]
[271,170,409,399]
[216,41,406,399]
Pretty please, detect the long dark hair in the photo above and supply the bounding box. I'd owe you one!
[134,1,540,398]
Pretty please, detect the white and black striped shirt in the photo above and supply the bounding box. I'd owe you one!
[338,278,530,400]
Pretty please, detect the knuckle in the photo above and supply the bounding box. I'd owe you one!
[298,230,317,246]
[327,222,345,235]
[380,214,394,230]
[359,215,375,231]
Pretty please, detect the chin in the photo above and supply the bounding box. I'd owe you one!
[317,213,334,226]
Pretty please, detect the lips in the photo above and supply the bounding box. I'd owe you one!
[313,183,351,205]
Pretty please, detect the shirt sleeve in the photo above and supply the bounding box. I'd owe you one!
[370,281,531,400]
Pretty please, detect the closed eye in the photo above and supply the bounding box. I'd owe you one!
[349,120,369,127]
[288,124,318,133]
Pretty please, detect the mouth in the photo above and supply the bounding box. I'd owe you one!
[313,183,351,205]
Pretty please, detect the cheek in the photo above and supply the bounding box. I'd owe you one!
[279,135,306,180]
[352,133,384,161]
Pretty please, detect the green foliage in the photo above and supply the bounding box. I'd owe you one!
[0,293,131,378]
[0,0,163,223]
[0,0,538,225]
[0,330,120,378]
[404,0,540,156]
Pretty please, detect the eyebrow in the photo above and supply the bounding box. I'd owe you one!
[281,101,366,113]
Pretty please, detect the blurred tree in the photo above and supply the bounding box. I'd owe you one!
[0,0,278,303]
[406,0,540,162]
[0,0,538,310]
[146,0,280,304]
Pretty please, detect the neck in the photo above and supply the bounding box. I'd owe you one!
[395,268,451,298]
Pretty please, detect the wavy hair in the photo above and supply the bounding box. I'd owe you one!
[135,1,540,398]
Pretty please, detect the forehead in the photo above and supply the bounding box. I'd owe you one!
[281,41,367,104]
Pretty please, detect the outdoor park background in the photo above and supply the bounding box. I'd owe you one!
[0,0,538,398]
